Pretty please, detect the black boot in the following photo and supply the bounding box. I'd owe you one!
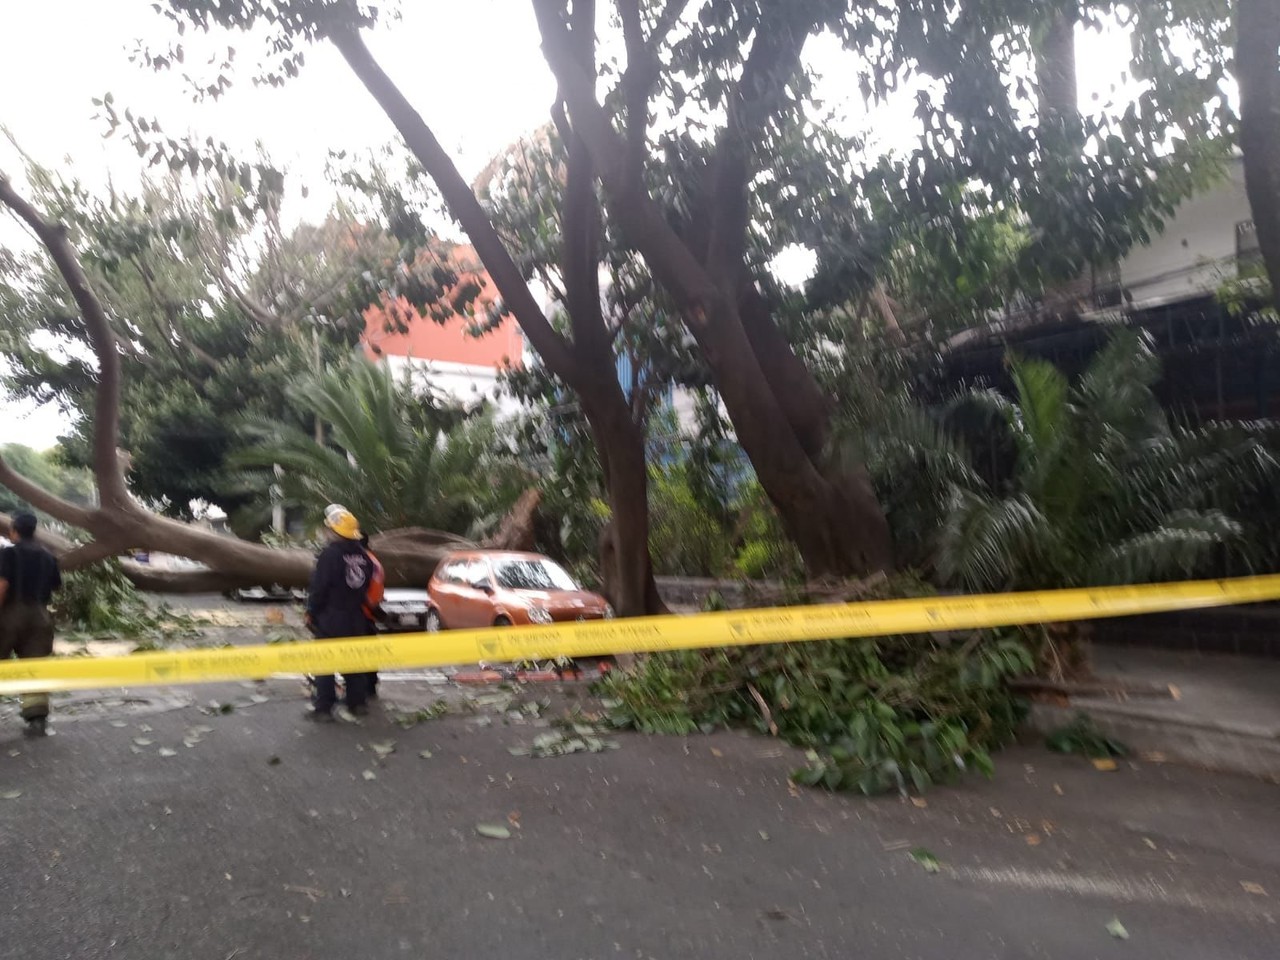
[23,717,49,738]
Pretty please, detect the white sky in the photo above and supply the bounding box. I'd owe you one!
[0,1,1136,450]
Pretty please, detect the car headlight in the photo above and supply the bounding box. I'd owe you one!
[604,605,615,620]
[527,606,553,624]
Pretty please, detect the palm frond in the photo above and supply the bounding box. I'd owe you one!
[1091,510,1242,585]
[231,356,521,535]
[936,490,1055,591]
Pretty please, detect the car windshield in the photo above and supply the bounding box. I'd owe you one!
[493,558,579,592]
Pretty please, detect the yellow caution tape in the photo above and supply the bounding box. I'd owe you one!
[2,574,1279,695]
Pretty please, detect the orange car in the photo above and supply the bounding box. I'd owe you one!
[424,550,614,630]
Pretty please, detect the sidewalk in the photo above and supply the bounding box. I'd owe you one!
[1027,646,1280,781]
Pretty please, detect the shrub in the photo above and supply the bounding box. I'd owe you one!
[600,580,1031,794]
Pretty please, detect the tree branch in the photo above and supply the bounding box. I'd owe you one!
[533,0,721,319]
[327,24,578,381]
[559,0,610,361]
[0,175,131,508]
[705,10,809,282]
[620,0,688,185]
[60,539,125,571]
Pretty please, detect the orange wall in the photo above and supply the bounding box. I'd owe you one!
[362,247,524,369]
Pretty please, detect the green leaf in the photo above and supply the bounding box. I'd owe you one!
[910,848,941,874]
[475,823,511,840]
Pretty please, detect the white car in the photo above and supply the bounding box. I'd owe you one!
[378,588,431,630]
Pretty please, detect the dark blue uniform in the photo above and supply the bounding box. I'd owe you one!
[306,538,375,714]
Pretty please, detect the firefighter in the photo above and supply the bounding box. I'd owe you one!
[303,505,375,721]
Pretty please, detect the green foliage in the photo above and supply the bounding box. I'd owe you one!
[648,463,733,578]
[54,560,196,640]
[936,331,1276,591]
[235,357,524,536]
[0,165,390,525]
[1045,714,1128,759]
[0,445,94,521]
[602,609,1032,794]
[731,481,803,581]
[823,337,978,570]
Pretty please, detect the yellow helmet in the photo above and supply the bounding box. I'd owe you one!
[323,503,361,540]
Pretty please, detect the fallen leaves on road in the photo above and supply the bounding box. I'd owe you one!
[418,750,433,759]
[2,790,21,800]
[157,748,177,758]
[1106,918,1129,940]
[508,728,619,759]
[910,848,941,874]
[475,823,511,840]
[370,741,396,759]
[283,884,326,901]
[361,770,377,781]
[133,738,153,747]
[1241,881,1267,896]
[1091,758,1118,772]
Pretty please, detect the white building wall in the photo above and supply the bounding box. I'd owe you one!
[380,355,526,420]
[1117,157,1254,304]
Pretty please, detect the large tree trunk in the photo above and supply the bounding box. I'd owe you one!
[329,19,666,615]
[585,382,665,615]
[1031,5,1093,307]
[1,511,464,592]
[1238,0,1280,313]
[531,3,894,579]
[702,295,892,576]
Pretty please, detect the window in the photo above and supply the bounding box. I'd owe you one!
[494,558,579,592]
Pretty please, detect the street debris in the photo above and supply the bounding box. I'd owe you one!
[1106,917,1129,940]
[506,728,619,758]
[475,823,511,840]
[910,848,941,874]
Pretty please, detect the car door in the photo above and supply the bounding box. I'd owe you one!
[456,558,497,628]
[431,560,467,628]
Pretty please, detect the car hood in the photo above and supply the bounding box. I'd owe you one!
[503,589,607,608]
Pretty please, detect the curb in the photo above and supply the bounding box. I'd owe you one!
[1026,702,1280,782]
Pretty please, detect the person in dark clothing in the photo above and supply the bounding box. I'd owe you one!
[304,504,375,721]
[0,512,63,737]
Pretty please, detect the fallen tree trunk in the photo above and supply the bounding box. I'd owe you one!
[2,511,471,592]
[0,176,536,597]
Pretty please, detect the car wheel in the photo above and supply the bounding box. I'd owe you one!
[493,615,513,627]
[424,609,443,632]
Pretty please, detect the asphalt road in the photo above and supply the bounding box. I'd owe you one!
[1,674,1277,960]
